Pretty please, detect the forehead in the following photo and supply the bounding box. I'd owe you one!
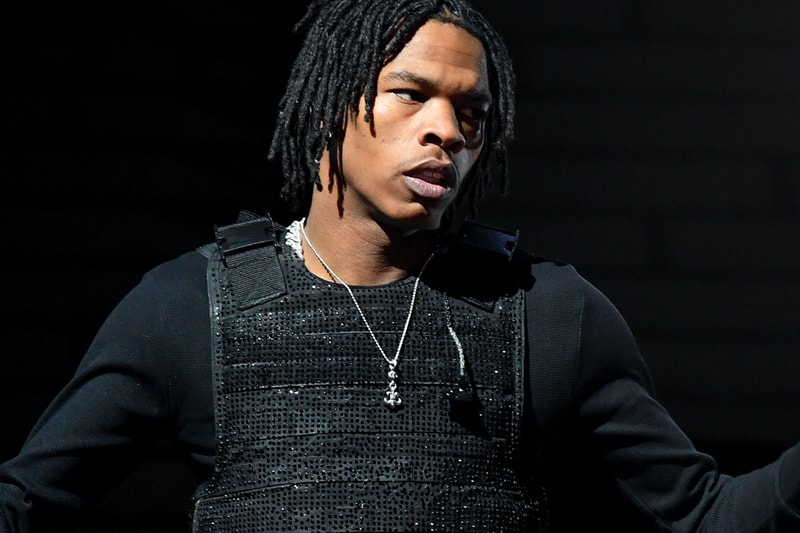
[381,20,489,94]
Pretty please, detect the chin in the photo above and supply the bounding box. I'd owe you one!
[376,202,451,234]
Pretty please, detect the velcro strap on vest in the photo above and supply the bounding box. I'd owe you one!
[214,211,287,309]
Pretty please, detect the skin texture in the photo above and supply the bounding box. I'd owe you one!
[302,20,491,286]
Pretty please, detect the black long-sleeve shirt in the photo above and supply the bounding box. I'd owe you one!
[1,245,799,532]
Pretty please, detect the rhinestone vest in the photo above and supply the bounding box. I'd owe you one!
[191,216,546,532]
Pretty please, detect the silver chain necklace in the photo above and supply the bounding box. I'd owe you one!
[300,219,434,409]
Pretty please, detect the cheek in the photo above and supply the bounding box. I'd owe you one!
[340,120,390,179]
[342,118,376,156]
[462,121,484,150]
[460,144,483,174]
[365,97,411,142]
[347,108,394,149]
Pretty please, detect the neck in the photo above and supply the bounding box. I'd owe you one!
[300,215,438,286]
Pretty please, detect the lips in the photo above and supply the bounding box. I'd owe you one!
[403,163,457,200]
[408,168,449,184]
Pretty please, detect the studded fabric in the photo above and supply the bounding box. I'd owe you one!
[192,222,545,532]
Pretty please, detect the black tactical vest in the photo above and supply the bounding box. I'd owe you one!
[192,213,547,532]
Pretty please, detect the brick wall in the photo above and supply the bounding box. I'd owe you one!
[2,1,799,531]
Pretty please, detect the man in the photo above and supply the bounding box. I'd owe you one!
[1,0,799,531]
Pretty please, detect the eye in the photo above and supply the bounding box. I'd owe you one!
[461,105,489,122]
[459,106,488,149]
[391,89,426,103]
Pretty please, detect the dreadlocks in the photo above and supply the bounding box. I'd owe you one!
[267,0,516,223]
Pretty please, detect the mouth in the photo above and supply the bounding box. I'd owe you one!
[403,162,457,200]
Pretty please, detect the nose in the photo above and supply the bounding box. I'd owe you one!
[418,99,466,154]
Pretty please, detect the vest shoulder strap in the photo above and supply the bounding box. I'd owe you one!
[209,210,288,310]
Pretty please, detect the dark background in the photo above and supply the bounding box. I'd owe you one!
[2,1,800,531]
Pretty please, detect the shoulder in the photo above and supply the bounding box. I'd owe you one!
[523,254,618,319]
[521,251,641,363]
[74,248,212,377]
[139,249,210,289]
[520,249,656,417]
[115,249,210,323]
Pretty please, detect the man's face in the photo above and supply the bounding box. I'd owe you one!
[328,20,491,234]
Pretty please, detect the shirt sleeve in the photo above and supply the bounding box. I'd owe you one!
[528,261,800,531]
[0,250,210,531]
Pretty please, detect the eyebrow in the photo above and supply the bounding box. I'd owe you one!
[383,69,493,105]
